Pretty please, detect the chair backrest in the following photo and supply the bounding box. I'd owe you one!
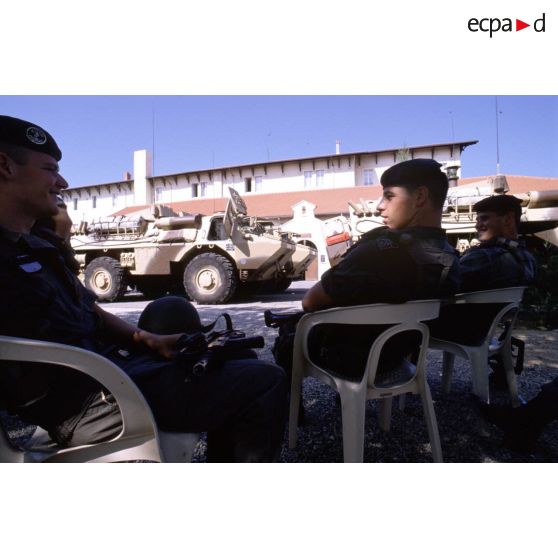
[436,286,526,349]
[0,335,162,463]
[293,299,441,390]
[451,286,526,305]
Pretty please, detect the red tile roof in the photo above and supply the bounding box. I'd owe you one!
[116,175,558,220]
[116,185,384,219]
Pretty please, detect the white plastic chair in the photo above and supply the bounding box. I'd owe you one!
[288,300,443,463]
[429,287,526,407]
[0,336,199,463]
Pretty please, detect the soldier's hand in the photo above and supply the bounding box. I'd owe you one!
[133,329,182,359]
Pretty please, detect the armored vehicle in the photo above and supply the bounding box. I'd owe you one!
[71,188,316,304]
[347,176,558,252]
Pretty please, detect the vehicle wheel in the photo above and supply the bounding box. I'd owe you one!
[274,278,292,292]
[183,253,237,304]
[84,256,128,302]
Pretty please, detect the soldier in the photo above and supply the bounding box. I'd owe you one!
[0,115,286,462]
[273,159,460,387]
[460,195,536,291]
[429,195,537,372]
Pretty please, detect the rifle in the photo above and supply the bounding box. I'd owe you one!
[175,328,265,379]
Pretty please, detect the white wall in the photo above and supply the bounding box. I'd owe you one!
[63,145,466,223]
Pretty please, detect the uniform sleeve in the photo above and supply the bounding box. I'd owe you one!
[521,249,537,285]
[0,265,54,340]
[459,249,492,292]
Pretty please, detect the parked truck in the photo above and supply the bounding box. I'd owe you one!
[71,187,316,304]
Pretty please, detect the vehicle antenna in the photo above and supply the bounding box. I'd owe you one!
[495,96,502,176]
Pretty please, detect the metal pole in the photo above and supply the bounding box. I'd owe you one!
[495,96,501,175]
[450,111,455,142]
[152,103,156,176]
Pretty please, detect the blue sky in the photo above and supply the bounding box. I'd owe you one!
[1,95,556,187]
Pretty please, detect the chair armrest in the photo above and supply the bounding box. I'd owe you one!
[0,336,157,441]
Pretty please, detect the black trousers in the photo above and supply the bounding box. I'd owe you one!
[524,377,558,430]
[69,302,287,462]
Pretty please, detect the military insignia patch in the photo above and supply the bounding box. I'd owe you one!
[26,126,47,145]
[376,237,394,250]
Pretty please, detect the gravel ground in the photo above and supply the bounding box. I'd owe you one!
[4,282,558,462]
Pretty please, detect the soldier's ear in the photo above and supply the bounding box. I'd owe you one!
[503,211,515,229]
[414,185,429,207]
[0,152,18,180]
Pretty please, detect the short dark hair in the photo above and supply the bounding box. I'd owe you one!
[473,195,522,228]
[0,142,30,164]
[380,158,449,210]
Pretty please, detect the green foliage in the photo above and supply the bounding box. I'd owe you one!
[521,243,558,329]
[395,147,410,162]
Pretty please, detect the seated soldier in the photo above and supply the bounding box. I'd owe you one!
[0,115,287,462]
[429,195,536,346]
[460,195,536,291]
[32,197,80,274]
[272,159,460,388]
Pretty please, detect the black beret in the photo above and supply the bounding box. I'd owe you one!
[473,195,523,214]
[381,158,445,187]
[0,115,61,161]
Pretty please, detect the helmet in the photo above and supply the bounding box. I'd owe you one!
[137,296,202,335]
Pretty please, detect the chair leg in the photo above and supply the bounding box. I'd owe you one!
[338,386,367,463]
[419,383,443,463]
[441,352,455,394]
[469,349,490,404]
[288,373,303,449]
[500,349,520,408]
[378,397,393,432]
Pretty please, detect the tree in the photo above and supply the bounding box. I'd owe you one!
[396,147,410,162]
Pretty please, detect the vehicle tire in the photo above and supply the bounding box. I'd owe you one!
[183,253,237,304]
[84,256,128,302]
[274,278,292,292]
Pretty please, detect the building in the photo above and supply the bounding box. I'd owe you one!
[62,140,477,224]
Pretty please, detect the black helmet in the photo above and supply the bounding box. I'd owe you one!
[137,296,202,335]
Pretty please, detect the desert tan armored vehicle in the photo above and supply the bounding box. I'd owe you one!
[347,176,558,252]
[71,187,316,304]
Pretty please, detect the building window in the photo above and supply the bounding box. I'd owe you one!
[304,171,313,188]
[73,198,78,211]
[255,176,263,192]
[112,193,118,207]
[363,169,375,186]
[155,187,163,202]
[191,183,199,198]
[245,177,252,193]
[200,182,207,197]
[92,196,97,209]
[316,170,324,187]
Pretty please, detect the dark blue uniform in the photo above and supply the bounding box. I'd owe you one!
[321,226,459,303]
[308,226,460,379]
[429,237,537,345]
[459,237,536,291]
[0,226,287,461]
